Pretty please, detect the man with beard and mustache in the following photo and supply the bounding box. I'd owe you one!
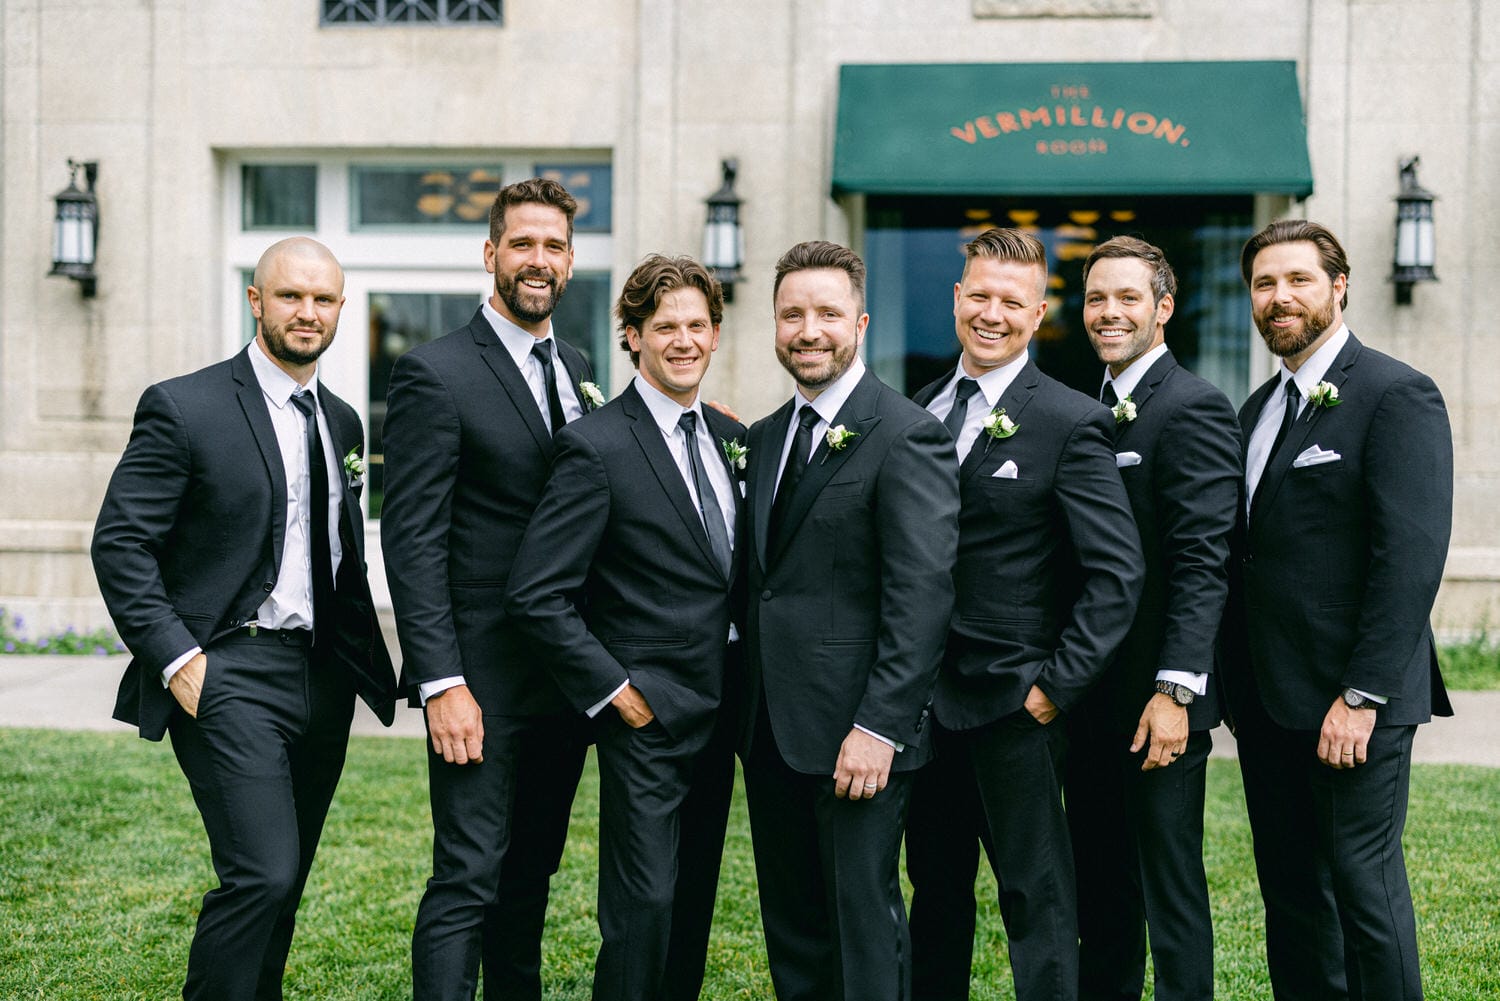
[1223,220,1452,1001]
[92,237,398,1001]
[739,240,959,1001]
[1065,237,1241,1001]
[382,178,598,1001]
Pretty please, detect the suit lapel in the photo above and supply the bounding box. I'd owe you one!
[1112,351,1175,446]
[751,400,793,572]
[469,311,554,454]
[1252,334,1363,522]
[767,370,883,566]
[232,348,287,577]
[703,405,746,580]
[555,337,596,409]
[961,361,1038,482]
[624,386,724,577]
[320,386,366,561]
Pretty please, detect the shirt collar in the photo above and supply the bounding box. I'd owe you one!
[1280,324,1350,398]
[633,373,702,436]
[482,297,557,371]
[796,356,866,424]
[948,350,1029,410]
[248,338,316,409]
[1102,342,1170,401]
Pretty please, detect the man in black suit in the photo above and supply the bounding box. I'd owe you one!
[1063,236,1242,1001]
[740,240,959,1001]
[1224,220,1452,1001]
[91,237,397,1001]
[381,178,597,1001]
[506,254,744,1001]
[904,227,1142,1001]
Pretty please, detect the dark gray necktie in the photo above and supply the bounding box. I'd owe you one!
[944,378,980,443]
[530,339,567,434]
[289,391,335,640]
[1101,382,1118,407]
[769,405,820,549]
[678,411,732,577]
[1252,379,1303,511]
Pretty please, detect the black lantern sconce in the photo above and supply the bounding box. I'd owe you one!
[701,159,743,302]
[1391,156,1436,306]
[49,159,100,298]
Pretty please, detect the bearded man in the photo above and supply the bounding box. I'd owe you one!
[1223,220,1453,1001]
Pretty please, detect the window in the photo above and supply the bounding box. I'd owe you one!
[242,165,317,230]
[321,0,502,25]
[351,165,502,229]
[536,164,613,234]
[864,195,1255,405]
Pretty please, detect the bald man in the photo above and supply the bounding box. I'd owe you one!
[92,237,398,1001]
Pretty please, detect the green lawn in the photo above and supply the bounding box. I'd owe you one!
[2,730,1497,1000]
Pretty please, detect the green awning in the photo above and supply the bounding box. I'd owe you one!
[832,61,1313,198]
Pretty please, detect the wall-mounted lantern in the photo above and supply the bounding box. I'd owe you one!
[1391,156,1436,306]
[49,159,99,299]
[701,159,743,302]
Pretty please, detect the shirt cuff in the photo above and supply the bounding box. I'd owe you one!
[854,723,904,753]
[419,676,467,706]
[1349,688,1389,705]
[1155,669,1208,696]
[160,646,203,688]
[587,680,630,719]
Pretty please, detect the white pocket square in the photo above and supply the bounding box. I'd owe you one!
[992,459,1019,479]
[1292,445,1342,468]
[1115,451,1142,468]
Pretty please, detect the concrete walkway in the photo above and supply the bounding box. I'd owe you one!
[1,654,1497,766]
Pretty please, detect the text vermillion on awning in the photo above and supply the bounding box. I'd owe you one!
[832,61,1314,198]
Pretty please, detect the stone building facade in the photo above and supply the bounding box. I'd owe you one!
[2,0,1495,636]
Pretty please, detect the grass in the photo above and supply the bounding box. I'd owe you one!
[2,730,1497,1000]
[1438,633,1500,691]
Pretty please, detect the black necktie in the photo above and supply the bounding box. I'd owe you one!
[678,411,732,577]
[289,391,335,641]
[944,378,980,443]
[530,339,567,434]
[1101,382,1119,407]
[769,405,820,548]
[1252,379,1303,512]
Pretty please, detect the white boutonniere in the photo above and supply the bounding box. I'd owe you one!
[825,424,859,451]
[982,407,1018,440]
[343,446,366,488]
[1308,381,1341,409]
[1112,395,1138,424]
[720,437,749,471]
[579,381,606,411]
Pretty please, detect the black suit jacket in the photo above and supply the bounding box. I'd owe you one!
[380,308,594,712]
[913,360,1143,730]
[92,346,397,741]
[1223,333,1453,730]
[1089,351,1241,734]
[504,383,746,740]
[743,368,959,775]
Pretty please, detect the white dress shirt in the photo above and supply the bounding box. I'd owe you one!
[161,340,343,685]
[925,352,1030,463]
[1098,343,1208,697]
[419,303,586,704]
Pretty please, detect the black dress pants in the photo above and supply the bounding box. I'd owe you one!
[167,628,355,1001]
[907,711,1077,1001]
[413,711,589,1001]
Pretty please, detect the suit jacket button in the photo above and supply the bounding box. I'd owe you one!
[229,618,240,627]
[263,581,275,591]
[761,589,773,601]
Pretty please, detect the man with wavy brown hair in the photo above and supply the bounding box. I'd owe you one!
[508,254,744,1001]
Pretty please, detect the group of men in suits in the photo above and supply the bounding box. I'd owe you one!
[91,169,1450,1001]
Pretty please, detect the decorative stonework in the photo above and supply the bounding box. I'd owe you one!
[973,0,1156,17]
